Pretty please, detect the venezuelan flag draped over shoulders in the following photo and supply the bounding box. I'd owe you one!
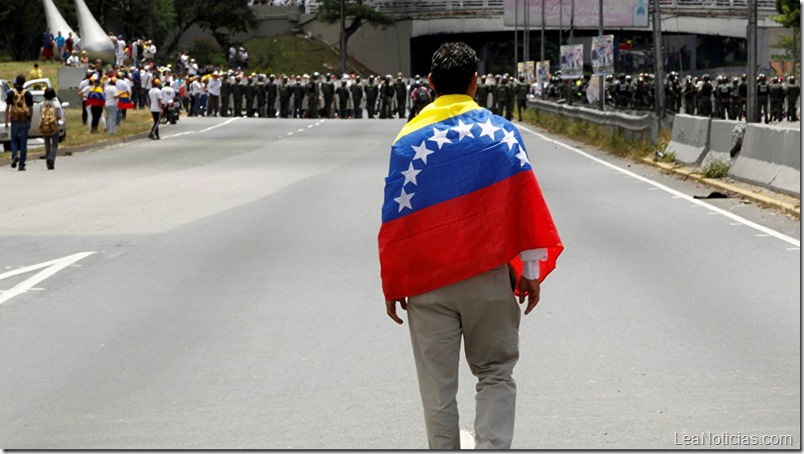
[86,86,105,107]
[118,91,134,109]
[378,94,563,301]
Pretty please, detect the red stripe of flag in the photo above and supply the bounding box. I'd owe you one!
[379,170,563,301]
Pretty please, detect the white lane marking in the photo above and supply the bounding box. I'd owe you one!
[163,131,193,139]
[787,247,800,251]
[199,117,239,133]
[297,128,305,133]
[730,223,743,226]
[707,212,718,215]
[0,252,96,305]
[518,125,801,248]
[756,234,771,237]
[460,429,475,449]
[287,132,294,136]
[307,125,314,129]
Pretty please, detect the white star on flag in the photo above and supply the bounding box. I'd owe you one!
[516,149,530,167]
[501,129,519,151]
[411,141,435,164]
[478,118,500,140]
[428,127,452,149]
[401,162,422,186]
[395,188,415,212]
[450,120,475,141]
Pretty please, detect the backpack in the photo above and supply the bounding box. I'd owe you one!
[39,100,59,135]
[416,87,430,104]
[10,89,29,122]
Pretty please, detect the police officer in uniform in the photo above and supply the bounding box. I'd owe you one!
[232,76,245,117]
[683,77,696,115]
[715,76,731,119]
[350,75,364,118]
[256,74,267,117]
[365,75,379,119]
[220,74,230,117]
[292,76,305,118]
[278,75,292,118]
[476,75,489,109]
[729,77,741,120]
[698,74,713,117]
[756,74,770,123]
[495,75,512,120]
[336,78,351,118]
[307,72,321,119]
[393,73,407,119]
[785,76,800,121]
[514,74,529,121]
[321,74,335,118]
[266,74,278,118]
[769,76,784,122]
[245,75,256,117]
[380,75,394,119]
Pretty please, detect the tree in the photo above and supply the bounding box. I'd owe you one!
[0,0,47,60]
[163,0,258,57]
[772,0,800,76]
[316,0,394,73]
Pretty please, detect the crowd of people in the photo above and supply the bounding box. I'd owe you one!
[537,70,801,123]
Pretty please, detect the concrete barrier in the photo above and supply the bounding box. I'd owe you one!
[728,124,801,196]
[701,119,743,167]
[666,113,711,164]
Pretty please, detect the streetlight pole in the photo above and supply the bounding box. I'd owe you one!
[339,0,346,75]
[598,0,604,111]
[540,0,545,64]
[652,0,665,123]
[746,0,757,122]
[515,0,519,74]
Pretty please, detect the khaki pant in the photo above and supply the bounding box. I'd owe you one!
[407,265,521,449]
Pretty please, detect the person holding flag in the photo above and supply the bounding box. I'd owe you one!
[378,42,563,449]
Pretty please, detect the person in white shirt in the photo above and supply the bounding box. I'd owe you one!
[148,79,163,139]
[115,75,132,124]
[143,40,156,63]
[115,35,126,67]
[65,51,80,67]
[104,77,120,134]
[140,68,153,108]
[188,58,198,77]
[78,71,92,126]
[207,72,221,117]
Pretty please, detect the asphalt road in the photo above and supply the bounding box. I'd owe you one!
[0,114,799,449]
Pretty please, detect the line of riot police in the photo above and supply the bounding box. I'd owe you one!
[535,69,800,124]
[212,70,436,120]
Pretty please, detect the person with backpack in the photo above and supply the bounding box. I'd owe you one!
[4,75,34,171]
[408,80,431,120]
[39,88,63,170]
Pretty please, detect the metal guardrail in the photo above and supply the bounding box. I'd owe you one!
[528,98,658,142]
[307,0,776,15]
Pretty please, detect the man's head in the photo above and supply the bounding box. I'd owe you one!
[428,42,479,97]
[15,74,25,88]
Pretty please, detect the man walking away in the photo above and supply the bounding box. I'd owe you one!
[379,42,563,450]
[4,75,35,171]
[39,87,62,169]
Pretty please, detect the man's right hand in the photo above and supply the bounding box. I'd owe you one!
[385,298,407,325]
[518,277,541,315]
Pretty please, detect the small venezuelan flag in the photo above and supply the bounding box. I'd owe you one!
[378,94,563,301]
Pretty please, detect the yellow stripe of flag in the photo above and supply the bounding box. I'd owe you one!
[393,94,481,144]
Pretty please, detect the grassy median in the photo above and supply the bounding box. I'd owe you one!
[1,61,153,164]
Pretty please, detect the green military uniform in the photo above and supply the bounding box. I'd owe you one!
[232,78,244,117]
[365,76,379,119]
[278,78,291,118]
[220,77,230,117]
[514,76,529,121]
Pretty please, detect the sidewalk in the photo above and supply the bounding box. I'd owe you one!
[1,131,150,168]
[643,157,801,218]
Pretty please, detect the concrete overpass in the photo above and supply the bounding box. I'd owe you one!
[203,0,791,77]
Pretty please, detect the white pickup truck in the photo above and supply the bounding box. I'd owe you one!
[1,78,69,151]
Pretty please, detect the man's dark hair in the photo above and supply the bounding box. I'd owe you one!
[430,42,479,95]
[15,74,25,87]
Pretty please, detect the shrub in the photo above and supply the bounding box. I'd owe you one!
[703,158,730,178]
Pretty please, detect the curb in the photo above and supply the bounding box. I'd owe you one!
[642,157,801,219]
[1,131,151,167]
